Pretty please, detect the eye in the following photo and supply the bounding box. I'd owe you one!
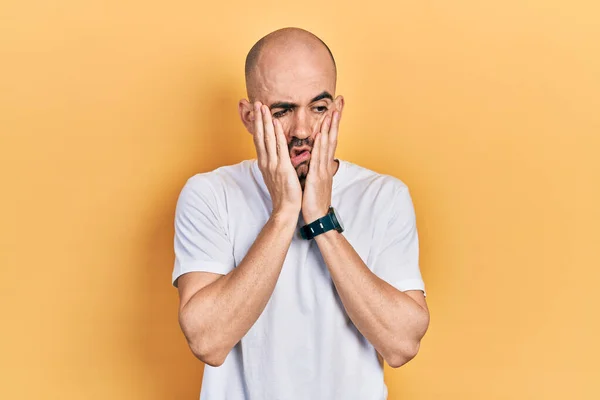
[272,109,290,119]
[314,106,328,113]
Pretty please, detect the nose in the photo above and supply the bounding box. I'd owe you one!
[289,108,313,140]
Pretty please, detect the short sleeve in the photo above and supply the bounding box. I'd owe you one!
[372,184,426,297]
[172,176,235,287]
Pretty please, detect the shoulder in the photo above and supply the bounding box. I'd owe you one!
[181,159,254,196]
[341,160,410,197]
[177,159,255,209]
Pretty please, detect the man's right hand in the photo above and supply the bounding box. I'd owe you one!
[252,102,302,218]
[178,104,301,366]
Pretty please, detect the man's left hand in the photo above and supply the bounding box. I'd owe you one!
[301,110,341,224]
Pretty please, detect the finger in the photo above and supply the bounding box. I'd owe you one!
[262,105,278,165]
[320,118,329,171]
[320,113,332,135]
[327,111,340,163]
[309,132,321,176]
[273,119,291,163]
[253,102,266,163]
[319,114,331,171]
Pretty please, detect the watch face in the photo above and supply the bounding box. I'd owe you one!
[330,207,344,232]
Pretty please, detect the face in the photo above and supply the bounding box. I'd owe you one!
[240,45,344,187]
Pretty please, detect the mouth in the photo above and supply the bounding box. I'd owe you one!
[290,146,311,168]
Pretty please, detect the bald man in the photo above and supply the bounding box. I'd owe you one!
[172,28,429,400]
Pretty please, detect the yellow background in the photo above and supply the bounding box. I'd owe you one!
[1,0,599,399]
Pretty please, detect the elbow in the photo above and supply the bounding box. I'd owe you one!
[189,338,228,367]
[386,340,421,369]
[179,310,228,367]
[387,307,430,368]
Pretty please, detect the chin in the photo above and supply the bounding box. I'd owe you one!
[297,164,308,191]
[296,161,309,177]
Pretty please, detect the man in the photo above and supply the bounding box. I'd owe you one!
[172,27,429,400]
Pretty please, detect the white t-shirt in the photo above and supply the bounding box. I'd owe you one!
[172,158,426,400]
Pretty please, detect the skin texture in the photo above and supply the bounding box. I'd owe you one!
[239,28,343,197]
[177,28,430,369]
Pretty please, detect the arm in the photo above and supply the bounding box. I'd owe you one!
[176,102,302,367]
[301,110,429,368]
[178,210,297,367]
[313,230,430,368]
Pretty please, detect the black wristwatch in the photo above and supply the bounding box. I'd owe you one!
[300,207,344,240]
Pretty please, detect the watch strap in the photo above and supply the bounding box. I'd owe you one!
[300,209,335,240]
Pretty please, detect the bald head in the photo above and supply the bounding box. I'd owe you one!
[244,28,337,101]
[239,28,344,189]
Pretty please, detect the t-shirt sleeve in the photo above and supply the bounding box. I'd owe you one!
[372,184,426,297]
[172,176,235,288]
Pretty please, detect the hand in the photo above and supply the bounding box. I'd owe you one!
[301,110,341,224]
[252,102,302,218]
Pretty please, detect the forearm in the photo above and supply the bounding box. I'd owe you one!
[180,210,298,365]
[315,230,429,367]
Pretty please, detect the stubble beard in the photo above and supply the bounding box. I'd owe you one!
[296,161,309,191]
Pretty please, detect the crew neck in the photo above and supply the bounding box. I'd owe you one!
[251,158,347,194]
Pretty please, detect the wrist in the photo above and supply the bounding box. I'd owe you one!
[302,209,329,225]
[271,207,300,225]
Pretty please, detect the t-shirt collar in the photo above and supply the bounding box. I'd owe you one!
[251,158,347,194]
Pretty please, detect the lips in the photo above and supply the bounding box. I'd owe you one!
[291,146,311,167]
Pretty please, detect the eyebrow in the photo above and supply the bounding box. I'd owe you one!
[310,91,333,103]
[269,91,333,110]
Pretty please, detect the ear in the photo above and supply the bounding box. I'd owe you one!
[333,95,345,116]
[238,99,255,135]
